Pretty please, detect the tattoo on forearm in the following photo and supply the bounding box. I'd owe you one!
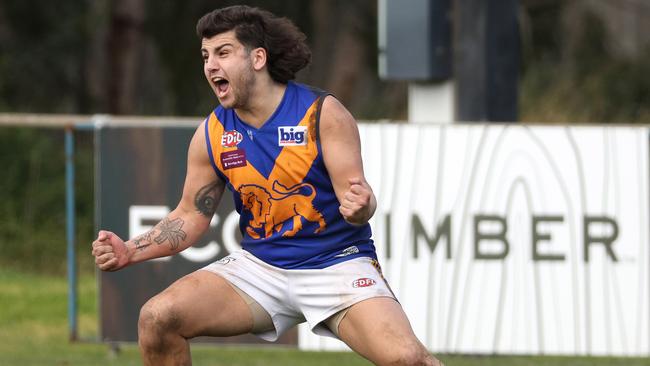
[194,180,221,217]
[154,217,187,250]
[133,230,154,251]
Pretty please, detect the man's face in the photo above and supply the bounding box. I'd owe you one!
[201,30,255,109]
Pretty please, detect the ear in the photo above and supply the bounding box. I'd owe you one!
[251,47,267,71]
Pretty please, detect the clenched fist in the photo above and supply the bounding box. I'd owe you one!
[339,177,376,225]
[91,230,130,271]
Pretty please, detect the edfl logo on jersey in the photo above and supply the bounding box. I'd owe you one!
[278,126,307,146]
[221,130,243,147]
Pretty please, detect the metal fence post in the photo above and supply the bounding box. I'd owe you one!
[65,124,78,341]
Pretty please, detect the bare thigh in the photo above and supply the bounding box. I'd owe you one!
[337,297,431,365]
[142,270,254,339]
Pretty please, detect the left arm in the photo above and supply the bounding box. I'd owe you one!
[319,96,376,225]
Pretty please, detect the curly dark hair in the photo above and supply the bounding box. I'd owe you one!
[196,5,311,84]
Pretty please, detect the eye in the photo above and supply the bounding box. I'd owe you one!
[201,53,208,63]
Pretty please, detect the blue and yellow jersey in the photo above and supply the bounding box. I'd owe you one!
[205,81,376,269]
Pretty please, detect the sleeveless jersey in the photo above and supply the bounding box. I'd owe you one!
[204,81,376,269]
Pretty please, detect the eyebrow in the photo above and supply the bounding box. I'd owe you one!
[201,43,234,53]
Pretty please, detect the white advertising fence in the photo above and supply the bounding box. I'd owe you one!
[72,115,647,355]
[299,124,650,356]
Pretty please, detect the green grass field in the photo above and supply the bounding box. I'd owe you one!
[0,268,647,366]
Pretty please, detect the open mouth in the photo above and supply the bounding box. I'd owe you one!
[212,77,230,97]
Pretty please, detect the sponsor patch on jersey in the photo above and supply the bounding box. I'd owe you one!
[334,245,360,258]
[278,126,307,146]
[221,130,243,147]
[220,149,247,170]
[352,278,376,288]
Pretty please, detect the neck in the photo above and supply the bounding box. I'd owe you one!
[235,78,287,128]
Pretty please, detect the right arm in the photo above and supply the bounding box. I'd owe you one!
[92,121,225,271]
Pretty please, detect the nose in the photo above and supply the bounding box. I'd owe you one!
[205,55,220,73]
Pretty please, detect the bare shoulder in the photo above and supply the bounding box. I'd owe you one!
[179,119,224,216]
[320,95,360,137]
[184,120,222,193]
[187,120,210,163]
[189,120,208,148]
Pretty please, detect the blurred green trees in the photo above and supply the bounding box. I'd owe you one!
[520,1,650,122]
[0,129,93,273]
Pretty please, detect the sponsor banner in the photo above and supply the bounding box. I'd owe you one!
[299,124,650,356]
[96,123,649,355]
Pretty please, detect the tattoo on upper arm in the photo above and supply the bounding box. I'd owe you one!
[154,217,187,251]
[194,180,222,217]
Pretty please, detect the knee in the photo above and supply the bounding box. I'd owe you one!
[386,342,438,366]
[138,296,182,349]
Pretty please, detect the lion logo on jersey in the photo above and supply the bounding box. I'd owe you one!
[238,180,326,239]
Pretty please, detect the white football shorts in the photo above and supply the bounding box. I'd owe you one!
[200,249,396,341]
